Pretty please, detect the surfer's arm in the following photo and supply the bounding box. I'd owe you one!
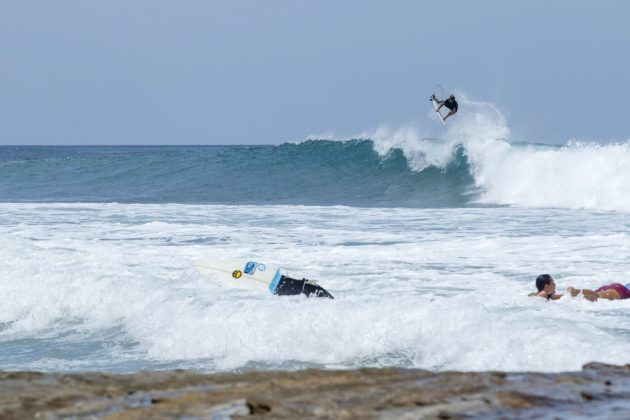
[528,291,562,300]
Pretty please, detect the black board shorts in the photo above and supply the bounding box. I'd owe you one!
[444,100,458,112]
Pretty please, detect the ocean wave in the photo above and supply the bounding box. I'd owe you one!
[0,142,475,208]
[1,115,630,211]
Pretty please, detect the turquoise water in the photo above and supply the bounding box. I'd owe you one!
[0,142,472,207]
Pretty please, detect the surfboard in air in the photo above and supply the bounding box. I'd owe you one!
[430,95,447,125]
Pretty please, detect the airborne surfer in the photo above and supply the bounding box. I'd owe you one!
[431,94,458,121]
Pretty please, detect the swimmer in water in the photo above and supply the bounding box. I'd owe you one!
[529,274,630,302]
[529,274,563,300]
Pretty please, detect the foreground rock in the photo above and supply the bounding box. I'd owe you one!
[1,363,630,419]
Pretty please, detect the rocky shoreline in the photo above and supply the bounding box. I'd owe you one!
[2,363,630,419]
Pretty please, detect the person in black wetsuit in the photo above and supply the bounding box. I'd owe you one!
[432,94,458,121]
[274,275,334,299]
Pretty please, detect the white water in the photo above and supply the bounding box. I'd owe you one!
[364,93,630,212]
[2,203,630,373]
[471,140,630,212]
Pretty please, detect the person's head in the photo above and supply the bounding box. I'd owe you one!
[536,274,555,293]
[449,94,455,100]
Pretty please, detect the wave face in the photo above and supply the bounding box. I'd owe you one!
[0,143,474,207]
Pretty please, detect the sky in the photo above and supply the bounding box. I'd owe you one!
[1,0,629,145]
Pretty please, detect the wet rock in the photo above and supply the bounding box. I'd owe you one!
[0,365,629,418]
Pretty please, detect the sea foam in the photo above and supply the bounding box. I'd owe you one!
[2,203,630,372]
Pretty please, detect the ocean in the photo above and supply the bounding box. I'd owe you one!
[2,108,630,374]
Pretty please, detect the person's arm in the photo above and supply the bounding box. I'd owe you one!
[567,286,601,302]
[529,290,562,300]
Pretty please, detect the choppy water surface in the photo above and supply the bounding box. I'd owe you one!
[2,203,629,373]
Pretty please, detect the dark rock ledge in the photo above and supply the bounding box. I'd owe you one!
[1,363,630,419]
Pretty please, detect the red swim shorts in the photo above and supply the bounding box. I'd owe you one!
[594,283,630,299]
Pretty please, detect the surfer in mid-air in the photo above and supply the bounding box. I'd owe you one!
[431,94,458,121]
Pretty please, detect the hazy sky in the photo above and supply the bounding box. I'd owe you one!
[1,0,628,145]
